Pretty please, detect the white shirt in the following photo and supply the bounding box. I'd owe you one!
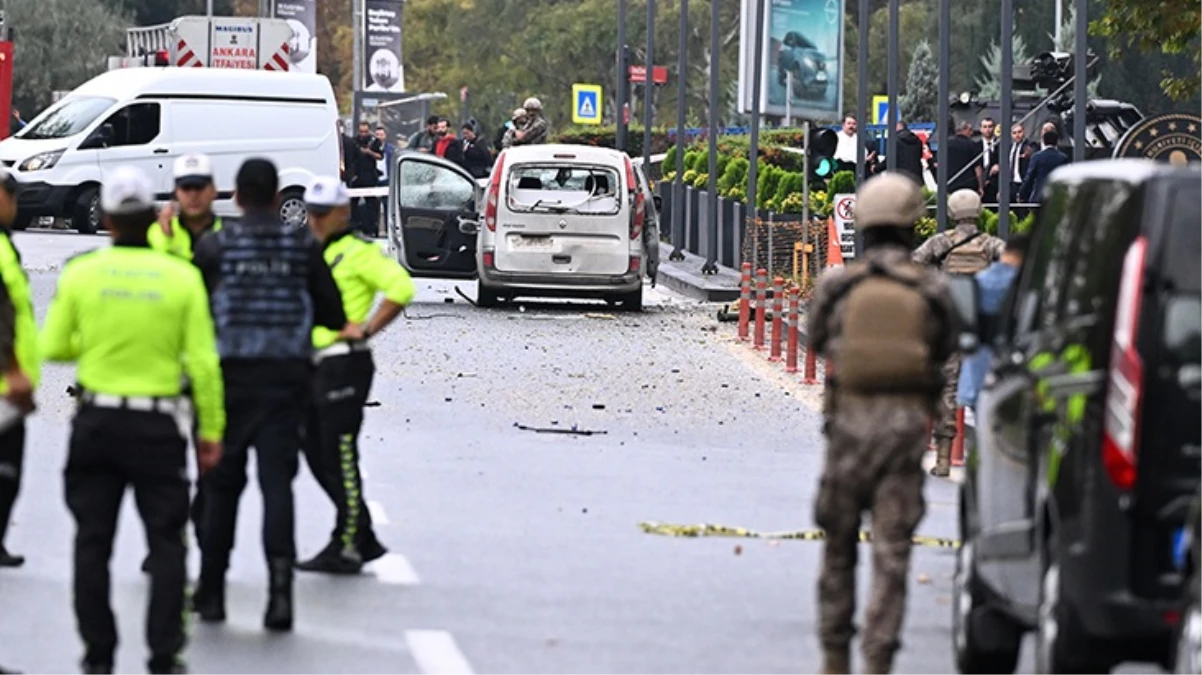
[1010,141,1025,183]
[834,131,859,163]
[981,139,995,171]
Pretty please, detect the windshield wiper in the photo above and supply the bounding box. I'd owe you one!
[530,199,568,213]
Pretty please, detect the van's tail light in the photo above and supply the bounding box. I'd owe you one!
[624,156,644,240]
[485,152,506,232]
[1102,236,1147,491]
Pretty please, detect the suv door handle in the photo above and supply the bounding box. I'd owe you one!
[153,148,169,155]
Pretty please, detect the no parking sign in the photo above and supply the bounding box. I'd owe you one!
[833,194,856,260]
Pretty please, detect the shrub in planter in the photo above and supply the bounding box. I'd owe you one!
[778,192,805,214]
[773,171,805,209]
[692,172,710,189]
[718,157,750,195]
[681,169,699,185]
[915,216,937,242]
[662,170,677,183]
[725,186,748,203]
[757,165,784,210]
[809,189,831,218]
[827,170,857,196]
[715,154,731,182]
[663,145,678,172]
[1014,212,1037,234]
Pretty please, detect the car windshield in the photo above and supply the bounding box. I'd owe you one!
[17,97,116,140]
[507,164,621,215]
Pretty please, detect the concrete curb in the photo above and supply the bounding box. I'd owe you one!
[655,248,744,303]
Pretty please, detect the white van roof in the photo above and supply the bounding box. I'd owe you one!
[69,68,335,103]
[502,143,629,166]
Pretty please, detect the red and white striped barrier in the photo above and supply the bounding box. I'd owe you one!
[785,287,800,374]
[736,262,752,342]
[768,277,784,362]
[752,268,767,351]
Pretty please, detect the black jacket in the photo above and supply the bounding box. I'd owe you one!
[945,134,981,191]
[1018,146,1070,203]
[460,138,493,178]
[892,129,924,183]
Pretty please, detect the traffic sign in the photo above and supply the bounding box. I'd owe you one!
[572,83,603,125]
[833,194,857,260]
[872,95,889,125]
[628,65,669,85]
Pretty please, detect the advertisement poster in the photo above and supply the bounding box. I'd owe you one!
[738,0,844,121]
[274,0,317,74]
[363,0,405,93]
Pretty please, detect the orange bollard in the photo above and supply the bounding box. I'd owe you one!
[753,268,767,350]
[951,407,966,466]
[736,262,752,341]
[802,341,819,384]
[785,287,800,373]
[769,277,784,361]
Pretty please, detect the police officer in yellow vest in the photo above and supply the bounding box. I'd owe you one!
[295,176,415,574]
[148,154,223,260]
[0,168,39,569]
[41,165,225,675]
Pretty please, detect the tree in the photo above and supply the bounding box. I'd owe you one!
[865,0,931,98]
[9,0,131,114]
[973,33,1031,100]
[1092,0,1201,101]
[1048,5,1102,98]
[900,40,937,122]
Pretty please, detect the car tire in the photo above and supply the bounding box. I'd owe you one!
[10,214,32,231]
[951,541,1021,674]
[476,283,501,308]
[1036,550,1108,673]
[1174,569,1201,674]
[278,188,307,229]
[616,285,643,312]
[73,186,101,235]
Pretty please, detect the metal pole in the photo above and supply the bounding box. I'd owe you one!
[702,0,720,275]
[1073,0,1087,162]
[1054,0,1062,47]
[617,0,629,153]
[802,120,810,273]
[207,0,214,17]
[785,72,792,127]
[746,0,766,267]
[998,0,1013,238]
[856,0,868,182]
[936,0,949,231]
[886,0,899,168]
[643,0,656,169]
[669,0,687,262]
[352,0,362,125]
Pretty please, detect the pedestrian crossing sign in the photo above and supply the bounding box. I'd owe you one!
[872,95,889,125]
[572,84,603,125]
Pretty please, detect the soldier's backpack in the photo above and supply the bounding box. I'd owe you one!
[938,230,992,275]
[833,259,940,394]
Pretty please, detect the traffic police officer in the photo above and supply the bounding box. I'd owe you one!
[191,158,348,631]
[142,154,223,573]
[295,176,415,574]
[40,165,225,675]
[808,173,956,674]
[148,154,223,260]
[0,168,37,569]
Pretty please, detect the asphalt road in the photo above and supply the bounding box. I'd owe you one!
[0,230,1155,674]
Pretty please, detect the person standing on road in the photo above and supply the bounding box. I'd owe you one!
[808,172,957,675]
[191,158,350,632]
[408,115,440,154]
[511,98,549,146]
[40,165,225,675]
[295,177,414,575]
[140,154,224,574]
[0,169,38,569]
[912,188,1004,476]
[958,234,1028,413]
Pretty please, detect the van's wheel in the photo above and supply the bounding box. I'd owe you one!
[73,186,101,235]
[1036,550,1108,673]
[616,286,643,312]
[476,283,500,308]
[952,541,1021,673]
[279,189,307,229]
[10,214,32,231]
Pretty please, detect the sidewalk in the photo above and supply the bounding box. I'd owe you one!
[655,247,742,303]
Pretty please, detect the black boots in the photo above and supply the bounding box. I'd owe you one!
[190,562,226,623]
[295,540,364,575]
[263,557,294,632]
[0,545,23,568]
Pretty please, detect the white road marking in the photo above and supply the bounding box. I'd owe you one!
[406,630,474,675]
[366,553,420,585]
[368,499,390,525]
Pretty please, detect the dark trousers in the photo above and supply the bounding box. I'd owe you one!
[200,362,307,570]
[353,198,380,238]
[0,421,25,547]
[65,407,188,667]
[303,351,376,551]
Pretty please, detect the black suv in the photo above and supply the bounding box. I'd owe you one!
[949,159,1201,673]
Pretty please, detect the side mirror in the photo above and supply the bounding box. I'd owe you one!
[948,275,981,353]
[81,124,114,149]
[652,194,663,211]
[457,216,480,235]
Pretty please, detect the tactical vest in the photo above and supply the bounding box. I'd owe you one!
[940,230,992,275]
[210,221,314,361]
[833,259,939,394]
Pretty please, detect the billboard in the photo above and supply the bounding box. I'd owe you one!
[738,0,845,121]
[363,0,405,93]
[273,0,317,74]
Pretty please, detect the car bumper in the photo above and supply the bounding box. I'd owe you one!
[15,180,73,218]
[1065,556,1179,643]
[480,268,642,296]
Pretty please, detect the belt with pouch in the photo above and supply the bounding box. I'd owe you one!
[313,340,371,364]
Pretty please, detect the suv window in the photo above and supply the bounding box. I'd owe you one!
[1061,180,1139,321]
[100,103,161,147]
[1163,181,1201,294]
[397,160,475,212]
[1009,181,1077,340]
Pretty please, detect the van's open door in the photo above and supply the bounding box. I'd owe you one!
[388,152,480,279]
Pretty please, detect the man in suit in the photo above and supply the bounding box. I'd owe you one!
[1018,129,1069,204]
[978,117,1000,204]
[944,121,983,194]
[1005,122,1036,215]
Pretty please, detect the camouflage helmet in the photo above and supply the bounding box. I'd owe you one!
[854,172,925,230]
[947,189,982,222]
[523,97,543,111]
[512,107,528,120]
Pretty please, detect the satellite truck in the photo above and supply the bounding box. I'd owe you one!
[111,15,297,71]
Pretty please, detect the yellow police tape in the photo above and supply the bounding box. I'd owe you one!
[638,522,960,548]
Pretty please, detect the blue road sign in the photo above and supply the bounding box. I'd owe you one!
[572,84,603,125]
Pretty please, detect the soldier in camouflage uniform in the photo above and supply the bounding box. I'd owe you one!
[500,108,528,150]
[912,189,1004,476]
[809,173,957,674]
[511,97,549,146]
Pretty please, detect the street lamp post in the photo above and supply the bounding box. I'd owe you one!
[702,0,720,275]
[856,0,868,182]
[1073,0,1087,162]
[886,0,899,168]
[643,0,655,170]
[746,0,766,269]
[998,0,1013,238]
[669,0,688,262]
[936,0,949,231]
[617,0,628,153]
